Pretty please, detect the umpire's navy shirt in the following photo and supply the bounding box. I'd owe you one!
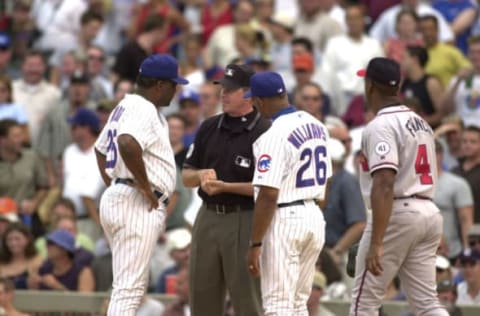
[183,108,271,208]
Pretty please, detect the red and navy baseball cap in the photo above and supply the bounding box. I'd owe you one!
[244,71,286,98]
[139,54,189,85]
[357,57,401,87]
[214,64,254,90]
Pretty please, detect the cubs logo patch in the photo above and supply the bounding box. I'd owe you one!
[257,154,271,173]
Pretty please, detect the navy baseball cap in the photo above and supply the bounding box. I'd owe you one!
[179,90,200,105]
[47,229,75,254]
[69,108,100,132]
[244,71,286,99]
[357,57,401,87]
[0,33,10,49]
[214,64,254,90]
[139,54,189,85]
[459,248,480,264]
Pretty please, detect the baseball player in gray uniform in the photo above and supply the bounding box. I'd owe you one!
[350,57,448,315]
[94,54,188,315]
[246,71,332,315]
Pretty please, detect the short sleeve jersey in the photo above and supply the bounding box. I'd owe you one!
[94,94,176,194]
[252,110,333,203]
[358,105,437,209]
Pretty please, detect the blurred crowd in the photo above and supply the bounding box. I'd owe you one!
[0,0,480,315]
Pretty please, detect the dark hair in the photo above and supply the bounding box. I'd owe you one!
[395,8,419,26]
[167,113,187,126]
[407,45,429,67]
[291,37,314,54]
[143,14,165,33]
[80,10,104,26]
[300,81,323,96]
[24,50,45,63]
[0,277,14,292]
[52,197,76,216]
[0,75,13,103]
[0,119,20,138]
[420,15,438,28]
[0,223,38,263]
[464,125,480,137]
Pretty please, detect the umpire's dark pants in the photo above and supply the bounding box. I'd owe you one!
[189,204,263,316]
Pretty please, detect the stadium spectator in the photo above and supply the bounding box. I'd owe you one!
[419,15,471,87]
[203,0,254,68]
[199,82,221,119]
[294,0,343,53]
[61,108,104,241]
[359,0,401,23]
[442,36,480,128]
[113,79,134,103]
[0,197,19,244]
[178,90,201,148]
[29,229,95,292]
[456,248,480,304]
[437,278,463,316]
[0,277,29,316]
[52,51,86,97]
[307,271,335,316]
[12,51,61,146]
[162,266,190,316]
[369,0,454,44]
[200,0,233,45]
[96,99,116,130]
[434,115,465,169]
[432,0,477,54]
[469,224,480,253]
[269,12,295,91]
[0,75,29,142]
[0,119,48,236]
[155,228,191,293]
[234,23,270,66]
[112,15,166,83]
[86,45,113,101]
[36,71,95,188]
[436,255,453,283]
[179,35,205,93]
[383,9,423,65]
[292,53,315,93]
[0,223,42,289]
[320,4,384,116]
[452,126,480,223]
[401,45,445,128]
[320,0,346,31]
[434,140,473,260]
[0,33,18,79]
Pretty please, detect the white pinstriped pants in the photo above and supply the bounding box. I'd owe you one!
[260,200,325,316]
[100,183,166,316]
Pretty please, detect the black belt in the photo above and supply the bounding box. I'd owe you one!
[278,200,305,208]
[115,178,169,205]
[205,203,252,215]
[394,194,432,201]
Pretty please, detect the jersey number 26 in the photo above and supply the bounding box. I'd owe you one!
[296,145,327,188]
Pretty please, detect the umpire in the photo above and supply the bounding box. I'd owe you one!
[182,64,270,316]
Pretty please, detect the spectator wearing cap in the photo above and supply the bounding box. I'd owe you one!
[112,15,167,83]
[0,197,19,242]
[320,5,384,117]
[401,45,445,128]
[323,138,366,265]
[292,53,315,90]
[178,90,201,148]
[269,12,295,91]
[0,223,43,290]
[29,229,94,292]
[0,119,48,237]
[419,15,471,87]
[12,51,61,146]
[434,140,473,261]
[294,0,343,53]
[155,228,191,293]
[61,108,105,242]
[0,277,29,316]
[437,278,463,316]
[182,63,269,315]
[456,249,480,304]
[203,0,254,69]
[436,255,453,283]
[37,71,96,188]
[307,271,335,316]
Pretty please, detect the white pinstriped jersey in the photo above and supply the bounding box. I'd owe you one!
[95,94,176,195]
[252,110,332,203]
[358,105,437,209]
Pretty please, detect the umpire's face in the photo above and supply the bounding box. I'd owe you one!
[221,86,252,117]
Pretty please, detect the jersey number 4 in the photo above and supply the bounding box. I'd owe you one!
[415,144,433,185]
[296,146,327,188]
[105,129,118,168]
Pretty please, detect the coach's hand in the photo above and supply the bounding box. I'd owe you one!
[247,247,261,277]
[139,187,159,211]
[366,244,383,276]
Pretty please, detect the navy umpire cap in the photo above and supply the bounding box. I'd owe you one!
[244,71,286,98]
[357,57,401,87]
[139,54,189,85]
[214,64,253,90]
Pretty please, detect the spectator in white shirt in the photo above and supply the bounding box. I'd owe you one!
[456,249,480,305]
[319,0,346,31]
[62,108,105,242]
[320,4,384,116]
[369,0,454,44]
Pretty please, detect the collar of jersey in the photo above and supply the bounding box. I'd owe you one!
[271,106,296,121]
